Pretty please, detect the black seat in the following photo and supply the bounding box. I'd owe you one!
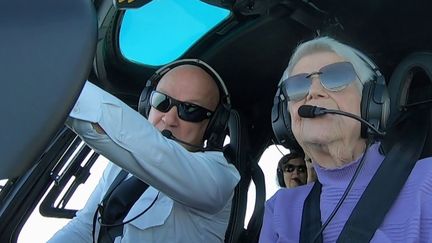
[224,109,265,243]
[383,52,432,158]
[224,109,249,243]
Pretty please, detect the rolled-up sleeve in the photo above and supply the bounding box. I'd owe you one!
[66,81,240,213]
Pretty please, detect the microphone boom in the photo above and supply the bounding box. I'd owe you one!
[298,105,385,137]
[161,130,204,150]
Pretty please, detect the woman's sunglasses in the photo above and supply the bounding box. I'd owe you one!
[281,61,359,101]
[283,164,307,173]
[150,91,213,122]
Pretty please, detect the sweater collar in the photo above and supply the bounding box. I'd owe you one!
[313,143,384,188]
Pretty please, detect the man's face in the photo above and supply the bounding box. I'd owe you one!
[147,65,220,150]
[282,158,307,188]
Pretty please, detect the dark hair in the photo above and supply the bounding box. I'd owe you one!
[277,150,305,170]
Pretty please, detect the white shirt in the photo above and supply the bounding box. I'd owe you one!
[48,81,240,243]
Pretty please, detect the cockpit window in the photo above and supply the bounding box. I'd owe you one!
[119,0,230,66]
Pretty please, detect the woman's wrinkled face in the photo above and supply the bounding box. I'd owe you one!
[288,51,362,147]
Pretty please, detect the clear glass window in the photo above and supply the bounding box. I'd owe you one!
[244,145,290,226]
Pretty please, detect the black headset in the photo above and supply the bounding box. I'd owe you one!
[137,59,231,149]
[276,150,306,187]
[271,49,390,150]
[276,166,286,188]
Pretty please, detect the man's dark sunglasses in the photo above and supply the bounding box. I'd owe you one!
[150,91,213,122]
[281,61,359,101]
[283,164,307,173]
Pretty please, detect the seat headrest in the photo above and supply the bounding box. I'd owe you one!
[387,52,432,127]
[224,110,241,167]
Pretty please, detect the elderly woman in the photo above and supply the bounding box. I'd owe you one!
[260,37,432,242]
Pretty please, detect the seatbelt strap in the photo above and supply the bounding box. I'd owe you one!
[337,113,428,242]
[300,181,323,243]
[92,169,128,243]
[103,170,130,205]
[98,171,150,243]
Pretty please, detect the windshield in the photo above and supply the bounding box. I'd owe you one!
[119,0,230,66]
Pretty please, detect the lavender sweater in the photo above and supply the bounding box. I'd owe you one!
[260,143,432,242]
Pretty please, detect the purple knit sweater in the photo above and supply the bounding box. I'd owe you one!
[259,143,432,242]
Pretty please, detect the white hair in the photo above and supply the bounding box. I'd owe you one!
[280,36,376,93]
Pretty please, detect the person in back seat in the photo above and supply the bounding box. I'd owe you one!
[276,150,316,188]
[49,59,240,243]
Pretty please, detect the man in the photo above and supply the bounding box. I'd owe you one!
[49,60,240,242]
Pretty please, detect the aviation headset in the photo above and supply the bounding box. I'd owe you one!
[276,150,305,187]
[137,59,231,149]
[271,48,390,150]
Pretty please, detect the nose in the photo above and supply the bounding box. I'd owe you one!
[161,106,180,127]
[306,75,328,100]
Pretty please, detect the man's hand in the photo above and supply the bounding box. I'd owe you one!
[92,123,106,134]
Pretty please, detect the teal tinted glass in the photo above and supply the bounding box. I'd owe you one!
[119,0,230,66]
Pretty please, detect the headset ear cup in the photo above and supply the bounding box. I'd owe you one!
[271,88,301,150]
[354,48,390,138]
[138,85,154,118]
[205,103,230,148]
[361,79,390,138]
[277,168,286,187]
[360,81,372,138]
[376,82,390,130]
[283,109,301,150]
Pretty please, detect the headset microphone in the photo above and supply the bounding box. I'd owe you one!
[298,105,327,118]
[161,130,204,151]
[298,105,386,137]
